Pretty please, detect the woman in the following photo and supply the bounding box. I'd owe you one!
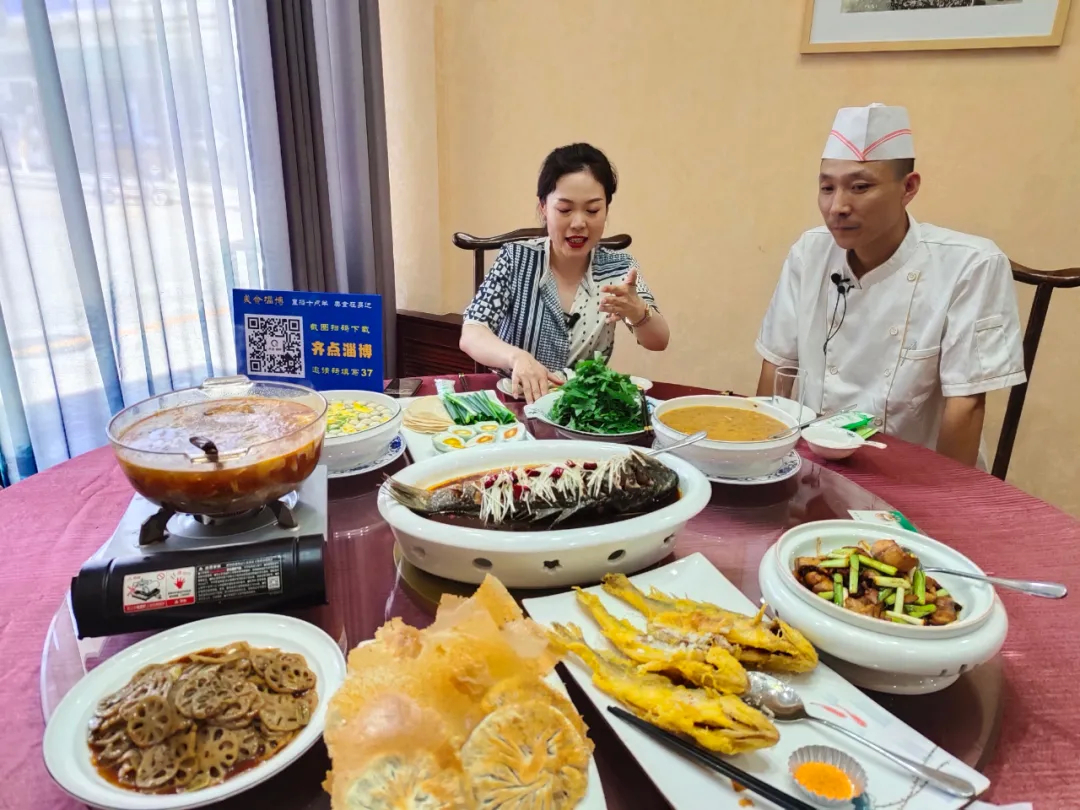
[459,143,670,403]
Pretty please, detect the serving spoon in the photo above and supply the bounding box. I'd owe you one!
[922,567,1067,599]
[644,430,708,457]
[743,671,977,799]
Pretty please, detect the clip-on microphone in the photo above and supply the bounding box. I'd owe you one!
[830,272,853,295]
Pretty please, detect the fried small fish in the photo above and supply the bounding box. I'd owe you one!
[573,589,748,695]
[602,574,819,674]
[385,450,679,526]
[549,623,778,756]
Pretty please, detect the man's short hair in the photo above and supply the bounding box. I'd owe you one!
[890,158,915,180]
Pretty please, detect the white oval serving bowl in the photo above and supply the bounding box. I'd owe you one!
[377,440,711,588]
[526,391,655,444]
[758,520,1008,694]
[748,395,816,424]
[43,613,347,810]
[651,395,800,478]
[320,390,403,473]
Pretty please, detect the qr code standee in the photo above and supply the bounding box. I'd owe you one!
[246,315,304,378]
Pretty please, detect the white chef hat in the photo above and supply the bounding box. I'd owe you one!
[822,103,915,162]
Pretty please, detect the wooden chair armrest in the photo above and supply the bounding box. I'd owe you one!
[1011,261,1080,289]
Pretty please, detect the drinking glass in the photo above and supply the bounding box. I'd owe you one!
[772,365,807,424]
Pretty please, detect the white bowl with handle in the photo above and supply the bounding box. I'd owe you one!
[651,395,800,478]
[377,440,710,588]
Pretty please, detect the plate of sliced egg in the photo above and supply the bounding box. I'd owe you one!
[432,422,528,453]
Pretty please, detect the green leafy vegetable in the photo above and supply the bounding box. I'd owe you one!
[440,392,517,425]
[550,354,645,434]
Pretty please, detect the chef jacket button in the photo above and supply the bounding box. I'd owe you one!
[873,417,883,427]
[907,271,918,282]
[884,369,892,378]
[828,365,839,375]
[889,327,899,336]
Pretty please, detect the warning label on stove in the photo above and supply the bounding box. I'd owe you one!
[123,567,196,613]
[195,556,284,603]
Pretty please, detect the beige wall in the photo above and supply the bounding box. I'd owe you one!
[381,0,1080,516]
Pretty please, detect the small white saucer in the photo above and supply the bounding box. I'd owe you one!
[705,451,802,486]
[328,434,406,479]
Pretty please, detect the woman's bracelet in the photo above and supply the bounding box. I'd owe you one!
[628,305,652,329]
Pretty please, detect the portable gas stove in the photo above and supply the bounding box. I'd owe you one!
[71,467,329,638]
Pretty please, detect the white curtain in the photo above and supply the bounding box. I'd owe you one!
[0,0,289,483]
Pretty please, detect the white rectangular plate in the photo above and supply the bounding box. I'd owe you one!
[399,389,532,462]
[523,553,989,810]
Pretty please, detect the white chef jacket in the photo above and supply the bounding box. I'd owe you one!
[756,216,1026,459]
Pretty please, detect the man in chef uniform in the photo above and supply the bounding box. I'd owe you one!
[755,103,1026,467]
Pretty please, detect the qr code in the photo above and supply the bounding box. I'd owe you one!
[245,315,304,377]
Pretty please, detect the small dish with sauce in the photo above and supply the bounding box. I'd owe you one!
[651,395,801,479]
[788,745,867,808]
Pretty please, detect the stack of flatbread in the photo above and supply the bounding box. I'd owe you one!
[402,396,453,434]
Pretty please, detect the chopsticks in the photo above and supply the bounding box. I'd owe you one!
[640,390,652,434]
[607,707,817,810]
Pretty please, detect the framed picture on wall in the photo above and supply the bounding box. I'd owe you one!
[803,0,1073,52]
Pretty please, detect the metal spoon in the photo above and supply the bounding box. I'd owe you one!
[743,671,977,799]
[922,567,1067,599]
[645,430,708,456]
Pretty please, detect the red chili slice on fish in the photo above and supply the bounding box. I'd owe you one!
[551,467,564,480]
[566,460,576,468]
[512,484,529,499]
[483,475,497,488]
[583,462,597,471]
[527,469,541,478]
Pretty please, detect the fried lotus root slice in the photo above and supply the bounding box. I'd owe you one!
[196,725,242,784]
[94,728,134,764]
[261,728,297,756]
[115,748,142,786]
[97,665,175,721]
[461,701,590,809]
[249,647,278,676]
[481,676,590,746]
[263,653,316,694]
[169,728,200,789]
[189,642,251,665]
[333,752,472,810]
[258,692,312,732]
[135,741,180,791]
[209,682,263,729]
[237,730,263,761]
[174,681,231,720]
[126,695,176,748]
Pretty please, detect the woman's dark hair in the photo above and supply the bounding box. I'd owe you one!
[537,143,618,205]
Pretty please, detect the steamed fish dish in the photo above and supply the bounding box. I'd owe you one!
[549,623,778,755]
[602,574,818,673]
[386,450,679,529]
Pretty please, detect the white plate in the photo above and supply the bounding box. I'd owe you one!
[400,390,531,462]
[350,640,607,808]
[43,614,347,810]
[704,450,802,485]
[327,433,406,478]
[523,554,989,810]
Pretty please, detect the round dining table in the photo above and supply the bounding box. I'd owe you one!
[3,374,1077,809]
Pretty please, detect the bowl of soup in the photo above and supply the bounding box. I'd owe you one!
[320,389,403,473]
[108,376,327,515]
[651,395,800,479]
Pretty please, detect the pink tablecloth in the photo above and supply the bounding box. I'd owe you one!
[2,429,1078,808]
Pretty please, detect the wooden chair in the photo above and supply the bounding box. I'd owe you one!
[453,228,632,294]
[991,261,1080,480]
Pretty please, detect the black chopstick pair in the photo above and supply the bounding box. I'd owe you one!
[608,707,817,810]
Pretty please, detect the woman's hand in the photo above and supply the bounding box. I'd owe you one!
[510,350,563,404]
[599,268,647,325]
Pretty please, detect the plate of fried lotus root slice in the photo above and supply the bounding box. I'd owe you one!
[323,575,606,809]
[43,614,346,810]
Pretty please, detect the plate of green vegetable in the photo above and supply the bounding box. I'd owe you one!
[525,355,657,443]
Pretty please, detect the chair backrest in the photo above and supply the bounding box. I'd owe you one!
[992,261,1080,480]
[453,228,633,294]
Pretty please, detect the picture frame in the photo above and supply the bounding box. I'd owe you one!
[802,0,1073,52]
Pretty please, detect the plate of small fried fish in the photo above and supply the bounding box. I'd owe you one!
[523,554,989,810]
